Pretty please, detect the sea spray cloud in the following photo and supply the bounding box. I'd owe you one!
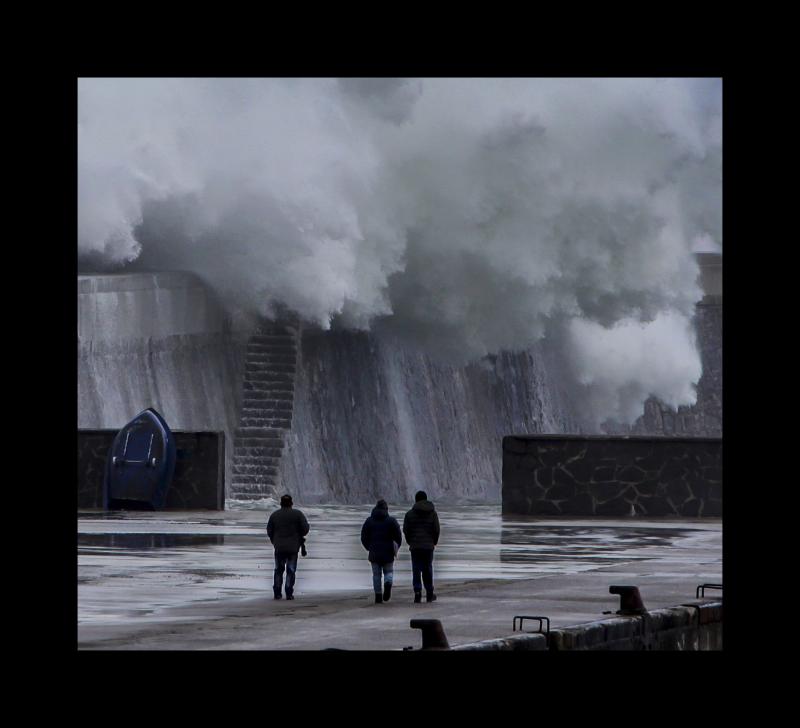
[565,312,703,426]
[78,77,721,425]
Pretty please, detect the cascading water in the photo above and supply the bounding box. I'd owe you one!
[279,327,585,504]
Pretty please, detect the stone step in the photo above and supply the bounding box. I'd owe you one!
[248,331,297,344]
[248,339,295,347]
[240,416,292,427]
[241,418,292,430]
[247,336,297,351]
[233,464,280,476]
[245,361,296,374]
[230,474,278,486]
[247,346,297,357]
[244,371,295,384]
[245,353,297,365]
[229,484,278,494]
[228,490,277,500]
[252,326,297,338]
[232,452,281,464]
[242,402,293,414]
[242,392,293,413]
[233,457,280,468]
[242,390,294,402]
[231,457,281,475]
[241,406,293,416]
[241,405,293,415]
[234,440,283,453]
[249,337,296,347]
[233,447,282,461]
[235,426,284,438]
[232,463,280,476]
[243,380,295,393]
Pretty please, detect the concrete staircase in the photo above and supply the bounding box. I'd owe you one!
[228,319,299,501]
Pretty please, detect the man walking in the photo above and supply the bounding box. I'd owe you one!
[360,499,402,604]
[402,490,440,603]
[267,494,310,600]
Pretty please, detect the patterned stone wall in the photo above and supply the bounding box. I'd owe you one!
[502,435,721,517]
[78,430,225,510]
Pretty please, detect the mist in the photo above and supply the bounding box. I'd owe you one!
[78,77,721,425]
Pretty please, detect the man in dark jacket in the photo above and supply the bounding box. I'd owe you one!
[402,490,441,603]
[266,494,310,600]
[360,499,402,604]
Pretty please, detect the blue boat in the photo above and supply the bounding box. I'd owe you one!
[104,408,177,510]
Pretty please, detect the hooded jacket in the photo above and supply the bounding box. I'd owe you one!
[402,500,440,550]
[361,505,402,564]
[267,505,310,554]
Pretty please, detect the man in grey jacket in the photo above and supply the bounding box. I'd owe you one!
[402,490,441,603]
[267,494,310,600]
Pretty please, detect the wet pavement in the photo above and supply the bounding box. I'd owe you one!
[77,502,722,649]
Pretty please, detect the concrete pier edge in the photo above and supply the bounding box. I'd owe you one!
[451,600,722,651]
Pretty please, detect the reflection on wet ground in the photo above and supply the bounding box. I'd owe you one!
[77,503,719,624]
[499,525,689,564]
[78,534,225,549]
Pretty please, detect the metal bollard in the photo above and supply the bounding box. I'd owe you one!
[410,618,450,650]
[609,585,647,615]
[695,583,723,599]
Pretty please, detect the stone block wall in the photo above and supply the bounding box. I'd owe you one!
[502,435,722,517]
[452,601,722,651]
[78,430,225,510]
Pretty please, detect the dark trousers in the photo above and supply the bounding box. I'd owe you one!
[410,548,434,594]
[274,550,299,596]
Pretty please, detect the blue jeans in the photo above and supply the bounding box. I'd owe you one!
[371,562,394,594]
[410,548,434,594]
[274,551,298,596]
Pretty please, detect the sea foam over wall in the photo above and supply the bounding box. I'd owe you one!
[78,77,721,435]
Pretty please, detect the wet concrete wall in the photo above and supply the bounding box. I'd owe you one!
[78,430,225,510]
[280,328,583,504]
[453,601,723,651]
[78,272,247,490]
[502,435,722,517]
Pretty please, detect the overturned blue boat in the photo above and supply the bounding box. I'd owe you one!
[104,408,177,510]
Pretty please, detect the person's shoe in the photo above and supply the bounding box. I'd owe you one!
[426,592,437,603]
[375,593,383,604]
[286,593,295,600]
[414,591,422,603]
[274,592,282,600]
[383,583,392,602]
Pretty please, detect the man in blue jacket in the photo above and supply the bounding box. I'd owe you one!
[267,494,310,600]
[402,490,441,603]
[360,499,402,604]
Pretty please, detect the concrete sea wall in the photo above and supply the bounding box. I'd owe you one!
[78,272,247,491]
[279,328,582,504]
[502,435,722,517]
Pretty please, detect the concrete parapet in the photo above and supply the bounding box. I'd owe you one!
[450,601,722,651]
[451,633,549,651]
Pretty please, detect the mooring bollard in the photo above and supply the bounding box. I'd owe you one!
[609,585,647,615]
[410,619,450,650]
